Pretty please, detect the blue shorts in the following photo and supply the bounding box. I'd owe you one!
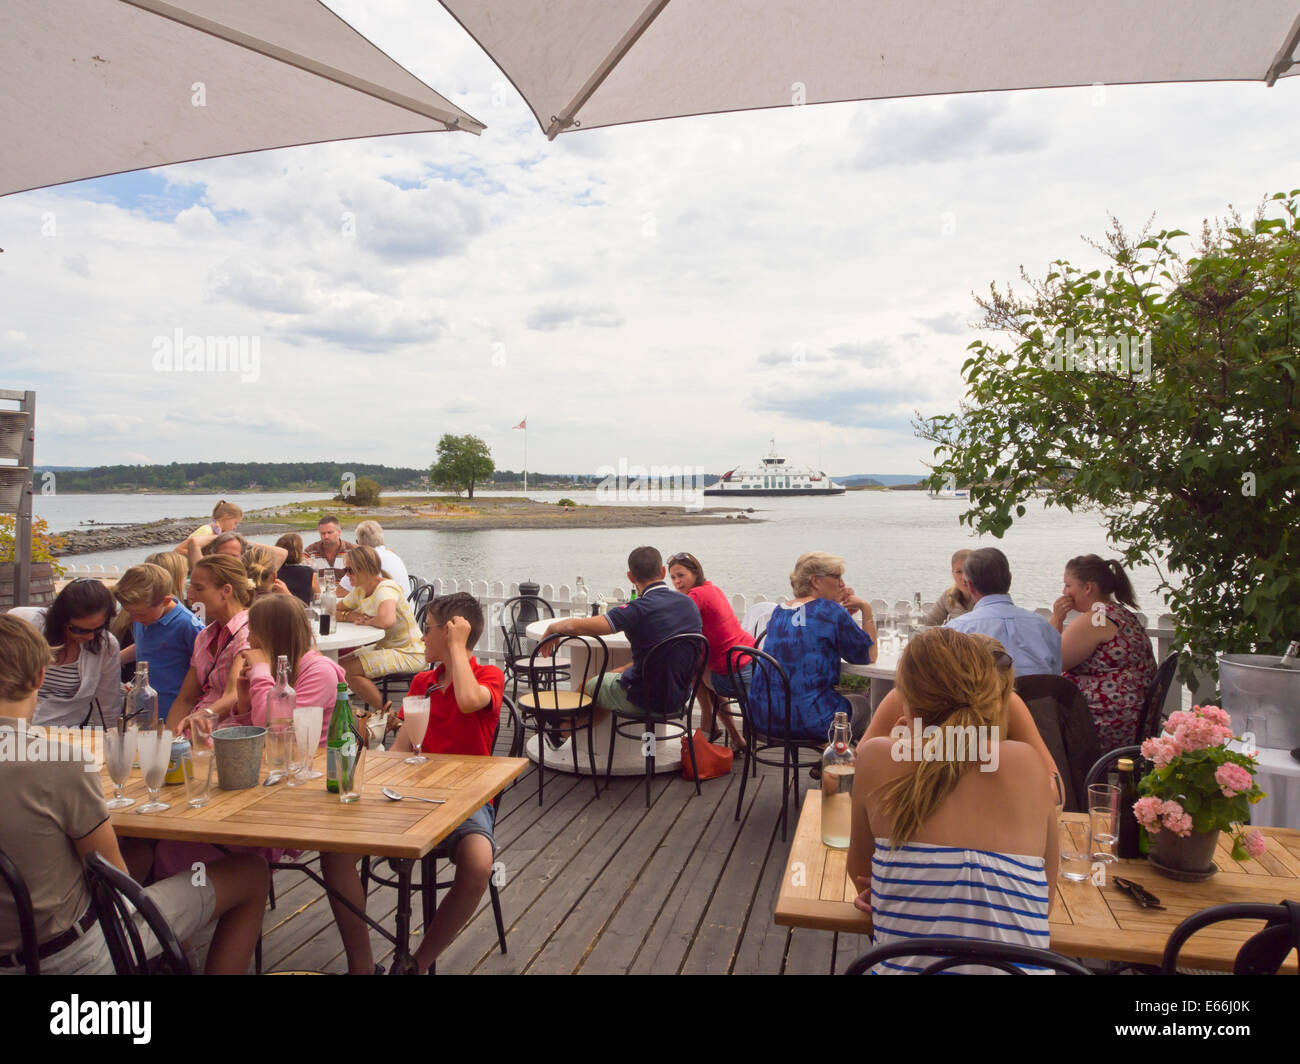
[440,802,496,860]
[710,663,752,699]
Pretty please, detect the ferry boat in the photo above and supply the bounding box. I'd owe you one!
[705,445,845,496]
[927,487,968,500]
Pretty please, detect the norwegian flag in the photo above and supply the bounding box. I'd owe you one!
[512,418,526,430]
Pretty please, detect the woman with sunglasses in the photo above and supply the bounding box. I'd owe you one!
[335,546,425,715]
[10,578,123,727]
[666,551,752,749]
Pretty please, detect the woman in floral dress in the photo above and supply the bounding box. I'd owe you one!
[1050,554,1157,752]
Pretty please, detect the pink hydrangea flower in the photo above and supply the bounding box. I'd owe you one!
[1141,737,1175,768]
[1215,763,1253,798]
[1197,704,1232,729]
[1243,829,1266,858]
[1159,799,1193,837]
[1133,796,1165,832]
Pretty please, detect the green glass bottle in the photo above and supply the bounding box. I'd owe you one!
[326,682,356,794]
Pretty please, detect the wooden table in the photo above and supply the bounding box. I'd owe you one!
[775,792,1300,972]
[104,748,528,972]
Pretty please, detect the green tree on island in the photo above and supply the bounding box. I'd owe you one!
[916,190,1300,680]
[430,434,495,499]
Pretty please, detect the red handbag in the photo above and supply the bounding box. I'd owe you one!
[680,728,733,781]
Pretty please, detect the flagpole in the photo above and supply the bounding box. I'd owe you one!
[523,422,528,497]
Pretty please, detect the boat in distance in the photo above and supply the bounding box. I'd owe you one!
[705,447,845,496]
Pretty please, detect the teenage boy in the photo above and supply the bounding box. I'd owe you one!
[319,592,504,975]
[0,615,269,975]
[114,562,205,720]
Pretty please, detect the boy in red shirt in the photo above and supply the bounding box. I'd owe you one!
[320,592,504,974]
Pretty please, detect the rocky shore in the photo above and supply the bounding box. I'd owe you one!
[51,498,757,556]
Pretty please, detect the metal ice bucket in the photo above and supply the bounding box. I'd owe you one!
[1217,653,1300,750]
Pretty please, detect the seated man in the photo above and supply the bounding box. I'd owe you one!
[537,545,703,722]
[320,593,503,975]
[0,615,268,975]
[945,547,1062,676]
[304,515,357,587]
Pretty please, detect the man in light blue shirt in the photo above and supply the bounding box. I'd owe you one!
[945,547,1061,676]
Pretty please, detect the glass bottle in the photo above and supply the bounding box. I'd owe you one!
[268,655,296,727]
[326,682,356,794]
[319,571,336,636]
[1279,640,1300,669]
[1115,757,1142,859]
[821,711,854,849]
[909,591,925,635]
[128,662,158,731]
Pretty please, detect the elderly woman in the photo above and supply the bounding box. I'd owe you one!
[922,549,974,625]
[335,546,425,714]
[847,628,1056,972]
[747,552,877,741]
[1051,554,1157,752]
[10,578,124,727]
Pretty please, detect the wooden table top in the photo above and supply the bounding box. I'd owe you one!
[775,791,1300,971]
[104,748,528,859]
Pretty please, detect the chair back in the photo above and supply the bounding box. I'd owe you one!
[726,643,797,743]
[84,852,192,975]
[1013,674,1101,813]
[1161,901,1300,975]
[0,847,39,975]
[739,600,778,639]
[501,596,557,667]
[639,633,709,720]
[1135,652,1179,745]
[409,582,435,617]
[844,936,1091,975]
[407,574,421,595]
[1082,744,1142,792]
[527,634,608,712]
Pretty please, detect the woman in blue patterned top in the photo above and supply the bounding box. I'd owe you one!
[749,552,877,741]
[847,628,1057,974]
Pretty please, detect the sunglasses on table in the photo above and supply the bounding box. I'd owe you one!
[1112,876,1165,910]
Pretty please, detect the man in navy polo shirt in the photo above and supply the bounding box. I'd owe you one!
[536,545,702,720]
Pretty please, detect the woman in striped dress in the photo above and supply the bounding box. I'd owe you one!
[847,628,1058,973]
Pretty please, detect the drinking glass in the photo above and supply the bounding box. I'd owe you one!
[265,720,292,784]
[891,608,909,653]
[402,696,431,765]
[105,725,138,810]
[283,728,308,788]
[186,712,215,808]
[1053,771,1091,881]
[338,738,365,804]
[136,728,173,814]
[1088,783,1120,863]
[292,706,324,780]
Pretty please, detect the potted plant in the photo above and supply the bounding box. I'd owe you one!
[1133,704,1267,881]
[0,514,66,610]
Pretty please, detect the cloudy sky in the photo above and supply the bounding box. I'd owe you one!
[3,1,1299,479]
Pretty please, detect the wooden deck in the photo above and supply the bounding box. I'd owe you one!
[253,728,867,975]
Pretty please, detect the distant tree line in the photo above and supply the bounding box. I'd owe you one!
[50,462,428,493]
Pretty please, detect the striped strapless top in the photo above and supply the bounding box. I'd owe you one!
[869,839,1052,974]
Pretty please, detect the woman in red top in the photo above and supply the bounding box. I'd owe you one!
[667,552,752,749]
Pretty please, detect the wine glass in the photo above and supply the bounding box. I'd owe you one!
[292,705,324,780]
[105,725,138,810]
[136,728,173,814]
[402,696,430,764]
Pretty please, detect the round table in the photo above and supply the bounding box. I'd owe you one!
[840,649,900,709]
[523,618,688,776]
[315,621,384,662]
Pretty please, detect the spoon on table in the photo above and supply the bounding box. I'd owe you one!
[381,786,445,805]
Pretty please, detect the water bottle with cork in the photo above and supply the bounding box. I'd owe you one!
[128,662,158,730]
[821,711,855,849]
[908,591,925,636]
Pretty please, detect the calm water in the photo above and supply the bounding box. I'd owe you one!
[50,490,1174,614]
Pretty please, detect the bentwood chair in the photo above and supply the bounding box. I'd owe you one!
[844,938,1092,975]
[408,581,436,617]
[1135,652,1179,745]
[377,602,434,710]
[1161,901,1300,975]
[0,847,40,975]
[361,696,525,963]
[725,644,822,841]
[500,595,569,701]
[519,634,608,803]
[84,852,192,975]
[1083,744,1143,791]
[605,633,710,807]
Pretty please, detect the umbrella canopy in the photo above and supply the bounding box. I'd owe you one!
[1,0,485,197]
[438,0,1300,139]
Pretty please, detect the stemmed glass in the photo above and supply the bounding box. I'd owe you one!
[292,705,324,780]
[105,724,138,810]
[402,696,430,765]
[136,728,173,814]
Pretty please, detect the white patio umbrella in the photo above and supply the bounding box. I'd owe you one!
[0,0,485,197]
[437,0,1300,139]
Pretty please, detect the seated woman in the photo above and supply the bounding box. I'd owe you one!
[922,548,974,625]
[848,628,1057,973]
[164,554,253,734]
[335,546,425,714]
[1050,554,1157,752]
[9,578,123,727]
[227,594,344,741]
[243,544,290,599]
[667,551,752,749]
[274,533,319,605]
[748,552,877,741]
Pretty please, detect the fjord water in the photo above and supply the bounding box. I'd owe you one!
[45,489,1172,613]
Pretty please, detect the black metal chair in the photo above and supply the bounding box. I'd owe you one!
[1083,744,1142,790]
[376,602,434,709]
[407,574,423,597]
[844,937,1092,975]
[1161,901,1300,975]
[1135,652,1179,745]
[0,847,39,975]
[606,633,710,807]
[517,634,608,803]
[361,696,525,961]
[725,644,822,841]
[1013,673,1101,813]
[84,852,192,975]
[499,595,569,701]
[408,581,435,616]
